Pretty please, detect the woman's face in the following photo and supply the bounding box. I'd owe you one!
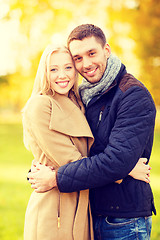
[49,51,76,96]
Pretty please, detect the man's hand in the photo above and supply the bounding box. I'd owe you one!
[27,163,57,193]
[129,158,151,183]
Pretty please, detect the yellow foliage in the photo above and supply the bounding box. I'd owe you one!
[0,0,160,111]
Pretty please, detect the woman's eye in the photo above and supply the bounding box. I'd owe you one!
[66,66,72,70]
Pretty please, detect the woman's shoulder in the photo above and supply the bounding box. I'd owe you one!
[28,95,52,107]
[24,95,53,118]
[29,94,51,103]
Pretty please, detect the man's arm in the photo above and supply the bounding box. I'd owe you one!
[56,86,156,192]
[28,157,151,192]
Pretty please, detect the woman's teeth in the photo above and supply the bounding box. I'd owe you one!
[56,81,69,88]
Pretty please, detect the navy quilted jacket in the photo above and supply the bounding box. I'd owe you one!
[57,65,156,218]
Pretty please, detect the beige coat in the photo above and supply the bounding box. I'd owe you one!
[23,93,94,240]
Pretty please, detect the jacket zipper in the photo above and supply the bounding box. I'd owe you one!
[97,110,103,129]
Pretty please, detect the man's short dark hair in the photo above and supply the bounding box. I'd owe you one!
[67,24,106,48]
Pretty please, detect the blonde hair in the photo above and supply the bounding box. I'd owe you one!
[29,43,83,107]
[31,44,76,96]
[22,44,84,150]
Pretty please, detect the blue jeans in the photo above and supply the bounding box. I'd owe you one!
[93,215,152,240]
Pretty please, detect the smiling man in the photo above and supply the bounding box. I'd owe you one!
[69,36,110,83]
[28,24,156,240]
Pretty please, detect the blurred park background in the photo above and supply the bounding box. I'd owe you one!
[0,0,160,239]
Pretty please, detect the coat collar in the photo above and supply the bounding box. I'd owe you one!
[49,93,93,139]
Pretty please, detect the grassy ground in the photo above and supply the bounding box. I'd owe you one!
[0,123,32,240]
[0,123,160,239]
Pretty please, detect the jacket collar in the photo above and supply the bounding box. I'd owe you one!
[87,64,127,108]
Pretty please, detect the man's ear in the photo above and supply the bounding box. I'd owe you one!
[104,43,111,58]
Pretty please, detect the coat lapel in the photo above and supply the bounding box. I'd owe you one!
[49,94,93,139]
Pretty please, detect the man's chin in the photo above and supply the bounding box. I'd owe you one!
[85,76,100,83]
[83,72,102,83]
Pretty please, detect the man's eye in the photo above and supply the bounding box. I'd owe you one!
[74,57,82,62]
[90,52,96,56]
[51,68,57,72]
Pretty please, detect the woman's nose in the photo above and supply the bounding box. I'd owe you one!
[58,70,66,79]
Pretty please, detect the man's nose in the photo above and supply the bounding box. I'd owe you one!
[83,57,92,69]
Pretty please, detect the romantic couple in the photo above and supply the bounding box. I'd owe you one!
[22,24,156,240]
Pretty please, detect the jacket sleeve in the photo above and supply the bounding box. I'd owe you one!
[57,86,156,192]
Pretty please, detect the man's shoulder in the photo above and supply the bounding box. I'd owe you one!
[118,73,156,111]
[119,73,145,93]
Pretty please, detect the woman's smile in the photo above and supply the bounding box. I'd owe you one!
[56,81,69,88]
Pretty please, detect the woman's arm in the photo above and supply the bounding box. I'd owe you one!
[116,157,151,184]
[129,158,151,183]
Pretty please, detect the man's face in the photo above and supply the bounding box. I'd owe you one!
[69,36,111,83]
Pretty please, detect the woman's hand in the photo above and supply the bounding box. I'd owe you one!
[129,158,151,183]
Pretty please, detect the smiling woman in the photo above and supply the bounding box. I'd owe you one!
[21,43,94,240]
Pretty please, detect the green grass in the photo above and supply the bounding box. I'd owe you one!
[149,129,160,240]
[0,123,32,240]
[0,123,160,239]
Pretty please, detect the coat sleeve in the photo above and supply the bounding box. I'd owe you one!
[57,86,156,192]
[24,96,82,167]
